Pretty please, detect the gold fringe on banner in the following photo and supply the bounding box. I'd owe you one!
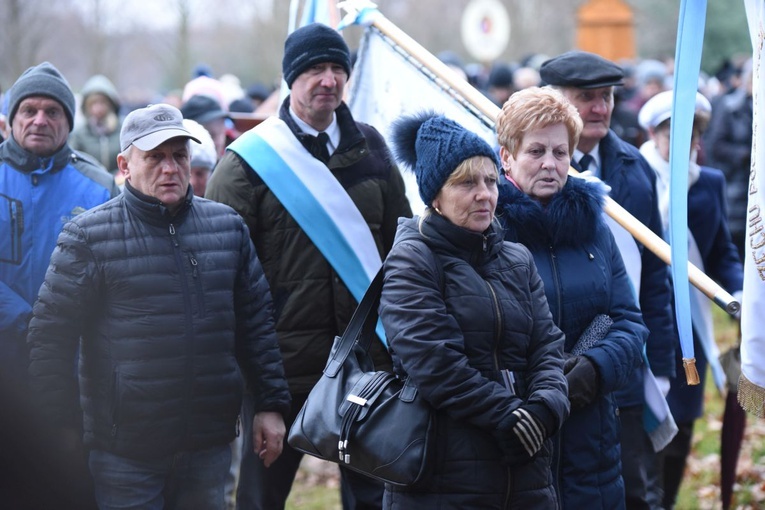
[738,374,765,417]
[682,358,700,385]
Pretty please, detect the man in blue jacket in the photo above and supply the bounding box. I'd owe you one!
[0,62,118,384]
[0,61,118,509]
[542,51,677,509]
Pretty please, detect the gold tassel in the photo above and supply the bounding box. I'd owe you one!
[682,358,700,385]
[738,374,765,418]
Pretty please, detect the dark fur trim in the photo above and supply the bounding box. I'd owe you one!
[498,177,605,248]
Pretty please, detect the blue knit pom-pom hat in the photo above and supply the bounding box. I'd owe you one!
[390,111,500,206]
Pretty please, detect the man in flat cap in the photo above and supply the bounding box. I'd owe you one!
[206,22,411,510]
[541,50,677,509]
[27,103,291,509]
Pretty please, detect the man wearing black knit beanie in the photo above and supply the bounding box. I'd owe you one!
[0,61,118,508]
[207,22,412,510]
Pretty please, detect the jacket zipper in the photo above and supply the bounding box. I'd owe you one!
[189,253,206,318]
[10,200,23,263]
[485,279,512,508]
[110,366,121,439]
[549,246,563,328]
[169,223,195,444]
[548,244,564,503]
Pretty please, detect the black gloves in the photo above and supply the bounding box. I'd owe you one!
[564,355,599,410]
[495,406,548,466]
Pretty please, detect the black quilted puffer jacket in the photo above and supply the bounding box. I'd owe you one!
[28,183,290,460]
[379,213,569,509]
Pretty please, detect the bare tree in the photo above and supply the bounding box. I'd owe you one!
[0,0,741,106]
[0,0,66,84]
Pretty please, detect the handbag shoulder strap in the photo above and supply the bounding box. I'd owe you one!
[325,267,385,377]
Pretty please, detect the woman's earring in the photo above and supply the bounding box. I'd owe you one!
[435,207,443,215]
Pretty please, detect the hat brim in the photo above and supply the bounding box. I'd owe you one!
[572,79,625,89]
[131,129,201,151]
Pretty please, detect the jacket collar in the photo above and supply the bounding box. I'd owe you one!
[279,96,366,163]
[412,212,503,266]
[497,177,605,248]
[0,134,74,174]
[124,180,193,226]
[597,129,638,184]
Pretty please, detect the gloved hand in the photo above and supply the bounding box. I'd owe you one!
[494,407,547,466]
[564,355,599,410]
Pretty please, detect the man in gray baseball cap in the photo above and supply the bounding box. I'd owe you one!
[28,100,291,508]
[118,103,201,214]
[120,103,200,151]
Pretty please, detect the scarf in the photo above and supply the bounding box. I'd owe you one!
[639,140,700,233]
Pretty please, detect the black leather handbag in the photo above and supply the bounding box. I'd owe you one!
[287,268,434,486]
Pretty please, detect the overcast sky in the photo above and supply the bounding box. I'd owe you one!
[70,0,273,32]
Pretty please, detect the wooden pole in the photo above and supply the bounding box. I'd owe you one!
[339,2,740,316]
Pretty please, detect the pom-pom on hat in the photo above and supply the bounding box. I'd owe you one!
[282,23,351,88]
[390,111,500,207]
[8,62,76,131]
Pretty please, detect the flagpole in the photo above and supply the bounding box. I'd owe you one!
[339,0,739,317]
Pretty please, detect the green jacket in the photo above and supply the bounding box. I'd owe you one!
[206,98,412,395]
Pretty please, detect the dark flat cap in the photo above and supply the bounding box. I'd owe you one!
[540,51,624,89]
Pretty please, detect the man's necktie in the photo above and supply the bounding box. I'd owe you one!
[313,132,331,163]
[578,153,594,172]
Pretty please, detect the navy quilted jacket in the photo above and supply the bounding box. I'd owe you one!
[498,177,648,509]
[28,183,290,460]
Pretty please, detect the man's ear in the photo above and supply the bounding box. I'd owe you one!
[117,153,130,180]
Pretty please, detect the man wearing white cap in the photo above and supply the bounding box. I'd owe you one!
[27,103,291,509]
[638,91,743,508]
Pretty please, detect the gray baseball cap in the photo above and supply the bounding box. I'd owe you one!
[120,103,201,152]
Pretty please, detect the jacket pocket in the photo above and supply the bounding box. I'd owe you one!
[0,194,23,265]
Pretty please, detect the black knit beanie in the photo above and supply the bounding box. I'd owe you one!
[8,62,76,131]
[282,23,351,88]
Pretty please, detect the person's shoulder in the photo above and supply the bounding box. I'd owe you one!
[605,129,642,158]
[207,150,263,197]
[354,120,381,138]
[66,193,125,233]
[68,149,118,193]
[500,237,535,267]
[192,196,247,224]
[194,195,239,213]
[605,131,655,176]
[698,165,727,187]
